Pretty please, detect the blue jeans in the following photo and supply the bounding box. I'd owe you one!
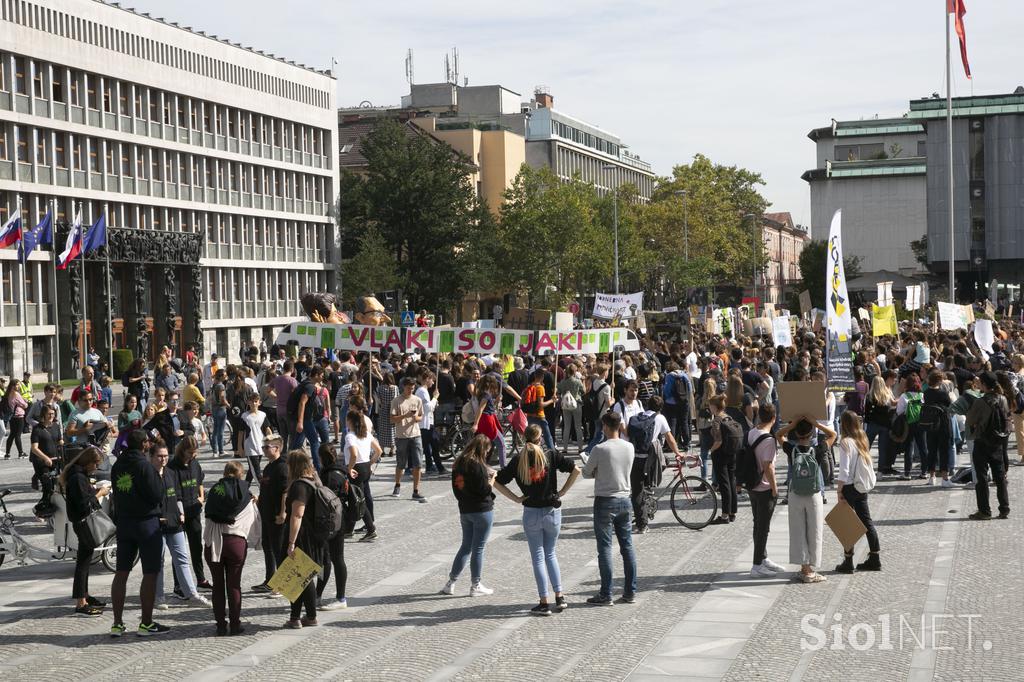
[865,422,890,471]
[594,497,637,597]
[905,425,927,476]
[585,426,606,454]
[156,530,198,600]
[491,435,506,468]
[522,506,562,599]
[449,510,494,584]
[211,410,227,455]
[315,417,331,450]
[293,420,323,470]
[528,416,556,453]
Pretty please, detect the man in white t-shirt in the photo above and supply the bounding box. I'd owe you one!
[747,404,784,579]
[625,396,682,533]
[684,343,701,381]
[613,381,644,435]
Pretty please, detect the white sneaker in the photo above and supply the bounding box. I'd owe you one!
[470,583,494,596]
[941,478,956,488]
[440,579,456,595]
[761,558,785,572]
[320,598,347,610]
[190,594,212,607]
[155,602,169,611]
[749,564,776,579]
[927,475,936,486]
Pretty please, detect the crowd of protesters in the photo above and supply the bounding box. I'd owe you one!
[5,309,1018,636]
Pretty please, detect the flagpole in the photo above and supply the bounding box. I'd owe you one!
[79,202,87,369]
[51,199,60,382]
[104,206,113,381]
[946,2,956,302]
[17,197,28,376]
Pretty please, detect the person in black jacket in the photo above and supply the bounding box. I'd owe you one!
[168,436,210,593]
[440,435,497,598]
[58,446,110,616]
[143,392,186,456]
[108,429,170,638]
[315,443,349,610]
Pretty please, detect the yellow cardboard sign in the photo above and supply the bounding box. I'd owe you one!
[872,304,897,337]
[267,547,322,603]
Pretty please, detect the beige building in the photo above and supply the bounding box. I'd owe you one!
[760,212,810,305]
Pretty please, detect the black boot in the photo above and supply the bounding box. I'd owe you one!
[835,552,855,574]
[856,552,881,571]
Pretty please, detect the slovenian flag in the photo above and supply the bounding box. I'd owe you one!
[0,214,22,248]
[18,210,53,260]
[57,209,83,270]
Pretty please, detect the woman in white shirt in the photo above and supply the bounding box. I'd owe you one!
[834,411,881,573]
[416,369,444,475]
[346,409,382,542]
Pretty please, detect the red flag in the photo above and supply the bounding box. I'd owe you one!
[948,0,970,79]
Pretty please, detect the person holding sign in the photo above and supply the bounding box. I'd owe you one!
[283,450,324,628]
[834,412,881,573]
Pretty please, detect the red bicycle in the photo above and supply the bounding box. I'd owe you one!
[641,452,717,530]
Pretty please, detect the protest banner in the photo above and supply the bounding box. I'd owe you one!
[505,307,551,329]
[871,304,897,337]
[974,319,995,357]
[858,308,870,321]
[906,285,922,311]
[938,301,968,330]
[876,281,893,307]
[799,290,812,315]
[772,315,793,348]
[824,210,855,392]
[778,381,828,422]
[267,547,322,603]
[593,292,644,319]
[744,317,772,336]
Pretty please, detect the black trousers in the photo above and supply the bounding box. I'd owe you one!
[973,439,1010,516]
[261,511,286,583]
[290,579,317,620]
[353,462,376,532]
[629,457,650,530]
[316,535,347,601]
[71,520,96,599]
[670,401,691,450]
[749,489,776,565]
[842,487,880,552]
[712,452,737,515]
[174,514,206,588]
[6,416,24,456]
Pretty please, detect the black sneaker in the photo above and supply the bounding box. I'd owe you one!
[530,603,552,616]
[997,511,1010,519]
[75,605,103,617]
[586,595,614,606]
[171,588,188,601]
[412,491,428,503]
[618,593,637,604]
[969,511,993,521]
[196,580,213,590]
[553,596,568,612]
[359,530,378,542]
[86,596,106,607]
[251,583,273,594]
[137,621,171,637]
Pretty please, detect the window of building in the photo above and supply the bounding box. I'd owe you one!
[55,135,66,168]
[35,132,48,165]
[834,143,884,161]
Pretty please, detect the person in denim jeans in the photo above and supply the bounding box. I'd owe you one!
[523,369,557,453]
[209,370,229,458]
[581,411,637,605]
[441,435,497,597]
[494,425,580,616]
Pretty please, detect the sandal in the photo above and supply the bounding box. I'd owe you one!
[800,572,827,584]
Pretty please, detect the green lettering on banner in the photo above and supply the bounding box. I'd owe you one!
[440,331,455,353]
[500,333,515,355]
[321,327,335,349]
[599,332,610,353]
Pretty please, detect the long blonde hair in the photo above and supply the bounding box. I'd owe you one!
[867,376,893,406]
[286,449,316,487]
[517,424,547,483]
[839,411,871,466]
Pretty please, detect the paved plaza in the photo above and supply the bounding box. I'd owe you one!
[0,427,1020,681]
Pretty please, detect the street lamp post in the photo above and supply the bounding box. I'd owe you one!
[603,165,620,294]
[673,190,688,262]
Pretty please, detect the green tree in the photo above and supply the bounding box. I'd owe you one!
[797,239,863,310]
[910,234,929,269]
[336,119,489,314]
[338,226,398,309]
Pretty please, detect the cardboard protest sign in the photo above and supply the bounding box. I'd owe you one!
[799,290,812,315]
[777,381,827,422]
[826,501,867,551]
[268,548,322,603]
[505,307,551,330]
[745,317,773,336]
[938,302,968,330]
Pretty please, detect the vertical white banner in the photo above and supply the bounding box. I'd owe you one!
[825,210,855,392]
[906,285,921,311]
[876,281,893,307]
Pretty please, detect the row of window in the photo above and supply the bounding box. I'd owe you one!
[1,124,331,211]
[0,259,50,306]
[834,141,928,162]
[2,193,332,261]
[0,52,333,170]
[555,145,655,199]
[1,0,332,109]
[205,267,327,307]
[551,119,621,158]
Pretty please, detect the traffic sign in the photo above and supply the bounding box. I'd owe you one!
[400,310,415,327]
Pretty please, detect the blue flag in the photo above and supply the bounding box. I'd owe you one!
[18,211,53,260]
[82,214,107,255]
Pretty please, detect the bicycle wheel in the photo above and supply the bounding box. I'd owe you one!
[99,532,139,572]
[670,476,718,530]
[0,533,6,568]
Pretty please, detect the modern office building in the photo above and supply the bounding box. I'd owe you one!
[1,0,338,377]
[804,89,1024,300]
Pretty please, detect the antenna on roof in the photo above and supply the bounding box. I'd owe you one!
[443,53,451,84]
[405,49,415,85]
[452,46,459,85]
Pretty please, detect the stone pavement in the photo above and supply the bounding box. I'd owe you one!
[0,434,1021,681]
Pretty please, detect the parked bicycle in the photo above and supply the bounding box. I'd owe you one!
[638,453,717,530]
[0,488,122,571]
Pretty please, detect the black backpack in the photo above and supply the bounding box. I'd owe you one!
[299,479,344,543]
[737,432,774,490]
[717,416,744,460]
[627,412,660,456]
[324,467,366,535]
[582,385,602,425]
[917,402,948,432]
[979,394,1010,445]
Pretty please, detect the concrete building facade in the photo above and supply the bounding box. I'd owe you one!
[760,211,810,305]
[0,0,337,377]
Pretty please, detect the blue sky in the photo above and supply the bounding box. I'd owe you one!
[130,0,1020,233]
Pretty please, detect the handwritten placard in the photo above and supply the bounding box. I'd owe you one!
[268,547,323,603]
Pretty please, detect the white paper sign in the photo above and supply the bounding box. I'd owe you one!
[906,285,922,311]
[938,301,968,330]
[877,281,893,307]
[974,319,995,357]
[593,292,644,319]
[772,315,793,348]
